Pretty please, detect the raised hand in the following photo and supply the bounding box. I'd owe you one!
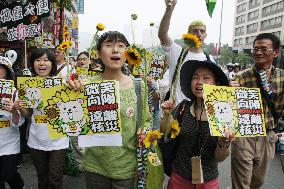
[2,98,14,112]
[161,98,175,115]
[164,0,177,7]
[14,100,26,110]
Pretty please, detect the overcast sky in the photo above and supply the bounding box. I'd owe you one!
[78,0,236,52]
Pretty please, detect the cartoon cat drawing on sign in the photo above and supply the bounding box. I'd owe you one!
[57,99,87,136]
[25,87,43,108]
[204,86,238,137]
[213,101,235,135]
[43,87,90,139]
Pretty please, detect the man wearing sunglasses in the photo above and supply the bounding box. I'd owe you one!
[158,0,214,104]
[230,33,284,189]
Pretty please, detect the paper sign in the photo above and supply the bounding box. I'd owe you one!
[203,84,266,137]
[41,80,122,147]
[75,67,97,80]
[42,86,89,139]
[0,79,14,110]
[17,77,63,109]
[79,80,122,147]
[148,54,166,79]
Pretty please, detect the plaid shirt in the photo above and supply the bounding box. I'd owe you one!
[238,65,284,130]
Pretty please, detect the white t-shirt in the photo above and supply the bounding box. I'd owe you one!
[0,91,25,156]
[164,43,214,104]
[27,108,69,151]
[158,69,170,103]
[57,63,74,80]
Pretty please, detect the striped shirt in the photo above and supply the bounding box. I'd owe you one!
[172,100,219,182]
[238,65,284,130]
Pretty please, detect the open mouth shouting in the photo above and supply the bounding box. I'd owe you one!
[110,56,121,61]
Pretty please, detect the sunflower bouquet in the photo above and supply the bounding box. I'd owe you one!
[57,25,73,52]
[182,33,201,48]
[57,25,73,77]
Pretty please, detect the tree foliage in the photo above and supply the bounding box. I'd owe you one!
[202,43,215,55]
[234,52,252,69]
[219,45,234,66]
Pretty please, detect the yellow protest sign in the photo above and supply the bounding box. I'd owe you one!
[41,80,122,147]
[75,67,98,80]
[17,77,63,109]
[203,84,266,137]
[41,86,89,139]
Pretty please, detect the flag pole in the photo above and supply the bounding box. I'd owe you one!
[217,0,224,65]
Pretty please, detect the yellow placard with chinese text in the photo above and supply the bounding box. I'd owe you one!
[203,84,266,137]
[17,77,63,109]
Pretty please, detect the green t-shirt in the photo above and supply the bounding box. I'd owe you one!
[83,75,152,179]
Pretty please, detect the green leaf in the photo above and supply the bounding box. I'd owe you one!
[80,124,91,135]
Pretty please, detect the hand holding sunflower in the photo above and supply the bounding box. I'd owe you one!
[182,33,201,49]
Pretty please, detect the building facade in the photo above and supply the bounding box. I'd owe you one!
[232,0,284,52]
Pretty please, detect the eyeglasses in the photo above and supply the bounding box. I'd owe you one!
[252,47,274,53]
[78,58,88,61]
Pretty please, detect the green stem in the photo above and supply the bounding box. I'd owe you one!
[150,27,153,49]
[142,49,148,130]
[88,30,99,65]
[66,52,70,77]
[130,21,136,44]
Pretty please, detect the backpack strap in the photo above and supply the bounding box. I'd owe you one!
[170,48,188,100]
[134,78,142,129]
[204,52,211,61]
[56,63,67,76]
[171,48,188,86]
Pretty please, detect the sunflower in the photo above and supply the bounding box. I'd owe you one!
[96,23,105,31]
[18,89,26,97]
[45,107,58,119]
[66,40,73,47]
[91,49,97,58]
[171,119,180,138]
[182,33,201,48]
[63,25,69,33]
[62,31,70,39]
[143,130,162,148]
[131,14,138,20]
[124,47,143,66]
[58,43,68,52]
[206,103,215,115]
